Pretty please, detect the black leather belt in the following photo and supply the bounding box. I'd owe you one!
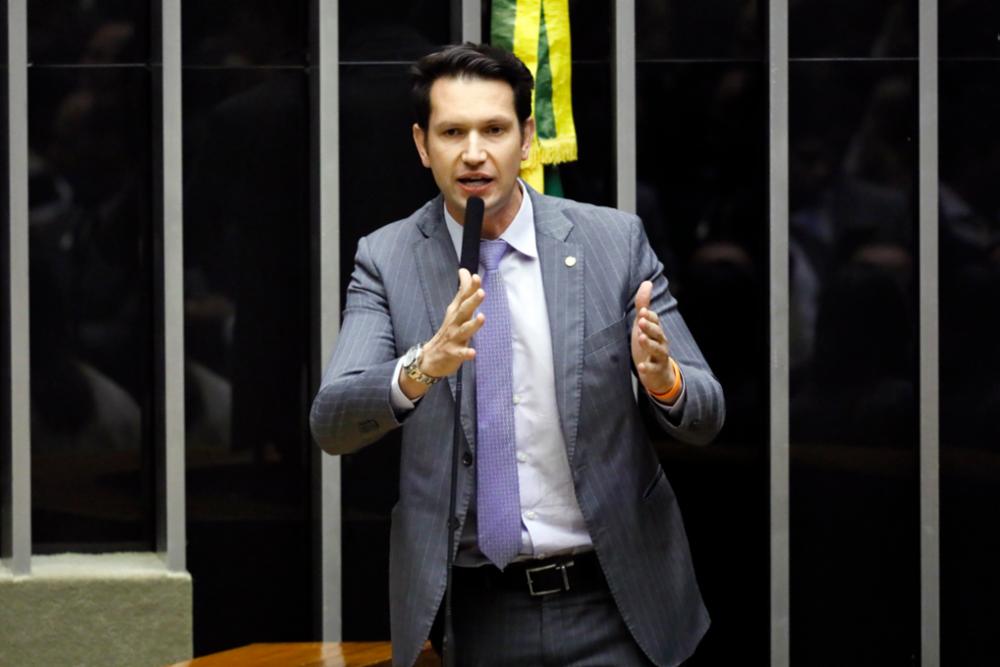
[453,551,605,597]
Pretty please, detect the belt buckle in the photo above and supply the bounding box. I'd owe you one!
[525,559,574,597]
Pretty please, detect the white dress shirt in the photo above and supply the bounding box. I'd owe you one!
[391,183,684,564]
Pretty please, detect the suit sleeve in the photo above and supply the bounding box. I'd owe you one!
[310,235,405,455]
[627,216,726,445]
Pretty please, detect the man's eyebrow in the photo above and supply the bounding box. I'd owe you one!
[431,116,515,130]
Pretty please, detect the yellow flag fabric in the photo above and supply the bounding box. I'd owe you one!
[492,0,577,193]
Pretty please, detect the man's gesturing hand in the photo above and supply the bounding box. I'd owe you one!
[399,268,485,400]
[631,280,679,400]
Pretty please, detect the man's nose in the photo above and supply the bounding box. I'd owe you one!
[462,133,487,163]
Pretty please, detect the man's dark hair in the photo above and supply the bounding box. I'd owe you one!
[410,43,534,130]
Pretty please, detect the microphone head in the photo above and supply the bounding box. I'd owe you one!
[460,197,485,273]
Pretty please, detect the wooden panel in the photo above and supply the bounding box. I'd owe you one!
[167,642,439,667]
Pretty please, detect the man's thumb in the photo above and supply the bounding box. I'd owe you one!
[635,280,652,313]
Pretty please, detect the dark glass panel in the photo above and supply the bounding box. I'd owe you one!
[28,66,155,552]
[567,0,612,62]
[940,1,1000,58]
[28,0,150,65]
[636,0,763,60]
[182,1,308,66]
[636,61,769,665]
[183,67,313,652]
[789,61,920,666]
[939,61,1000,666]
[558,61,614,208]
[338,62,436,639]
[790,0,917,59]
[339,63,439,290]
[341,0,450,62]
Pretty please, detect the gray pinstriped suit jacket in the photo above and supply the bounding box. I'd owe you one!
[310,186,725,667]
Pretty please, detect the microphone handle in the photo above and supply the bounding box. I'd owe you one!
[444,195,482,665]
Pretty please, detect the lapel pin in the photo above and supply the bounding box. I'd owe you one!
[564,256,577,267]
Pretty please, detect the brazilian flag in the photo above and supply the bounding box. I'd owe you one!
[491,0,578,197]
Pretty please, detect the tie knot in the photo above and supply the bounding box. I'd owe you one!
[480,239,510,271]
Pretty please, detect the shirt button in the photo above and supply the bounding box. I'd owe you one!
[461,451,473,466]
[512,394,521,405]
[516,452,527,463]
[524,510,537,521]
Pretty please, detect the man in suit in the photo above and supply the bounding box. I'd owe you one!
[311,44,724,667]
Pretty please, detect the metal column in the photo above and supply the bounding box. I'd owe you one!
[3,0,31,576]
[313,0,343,643]
[614,0,636,214]
[918,0,941,664]
[154,0,187,574]
[768,0,791,663]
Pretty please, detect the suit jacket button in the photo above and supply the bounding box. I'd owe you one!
[462,452,473,466]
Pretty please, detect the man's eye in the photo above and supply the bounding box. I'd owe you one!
[443,128,462,137]
[487,126,504,136]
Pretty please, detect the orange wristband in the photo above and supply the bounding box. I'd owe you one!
[650,358,683,403]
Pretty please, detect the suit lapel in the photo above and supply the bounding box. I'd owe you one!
[531,189,584,465]
[415,201,477,452]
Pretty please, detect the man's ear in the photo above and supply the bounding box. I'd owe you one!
[520,117,536,161]
[412,123,431,168]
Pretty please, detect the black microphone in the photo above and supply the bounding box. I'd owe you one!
[460,196,484,273]
[444,194,483,667]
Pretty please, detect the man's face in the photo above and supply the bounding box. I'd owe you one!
[413,76,534,237]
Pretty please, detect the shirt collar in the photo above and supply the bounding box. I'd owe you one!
[443,180,538,261]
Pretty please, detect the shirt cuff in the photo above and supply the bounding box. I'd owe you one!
[650,382,686,416]
[390,356,420,414]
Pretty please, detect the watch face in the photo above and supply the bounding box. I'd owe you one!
[403,346,420,367]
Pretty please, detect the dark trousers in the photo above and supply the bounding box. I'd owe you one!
[434,554,654,666]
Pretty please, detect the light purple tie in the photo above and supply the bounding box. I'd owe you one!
[475,239,521,569]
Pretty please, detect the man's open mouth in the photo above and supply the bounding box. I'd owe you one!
[458,176,493,186]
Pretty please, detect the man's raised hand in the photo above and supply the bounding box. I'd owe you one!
[399,268,485,399]
[631,280,678,399]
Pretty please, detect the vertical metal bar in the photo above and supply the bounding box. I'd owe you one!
[614,0,636,214]
[450,0,461,44]
[461,0,482,44]
[918,0,940,664]
[155,0,186,573]
[769,0,790,663]
[3,0,30,576]
[312,0,342,643]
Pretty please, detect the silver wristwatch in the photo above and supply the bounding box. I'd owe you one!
[402,343,441,385]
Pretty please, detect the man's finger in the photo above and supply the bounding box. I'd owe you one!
[638,359,663,375]
[639,333,669,362]
[454,269,481,301]
[454,288,485,324]
[456,312,486,340]
[637,360,665,380]
[639,318,666,344]
[634,280,653,315]
[460,271,482,300]
[448,269,471,312]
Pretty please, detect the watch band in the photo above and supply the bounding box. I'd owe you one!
[404,344,441,385]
